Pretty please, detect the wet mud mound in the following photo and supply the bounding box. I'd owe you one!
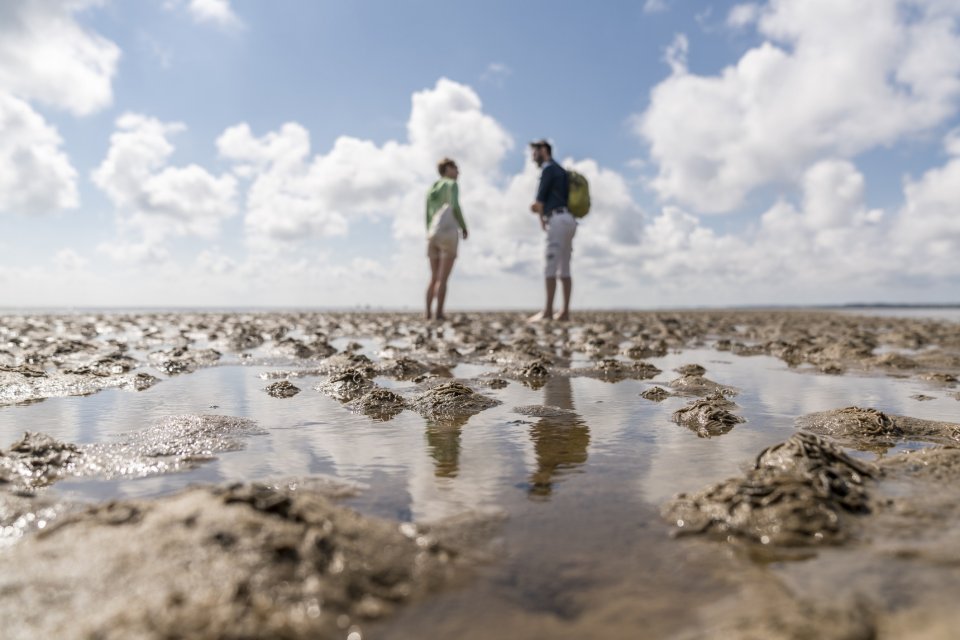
[349,388,409,421]
[412,382,500,420]
[668,369,736,396]
[0,415,261,490]
[499,360,552,387]
[377,357,437,380]
[671,391,745,438]
[0,482,492,640]
[0,432,82,489]
[796,406,960,451]
[317,353,376,376]
[664,432,876,547]
[317,367,375,401]
[0,369,159,406]
[572,359,662,382]
[266,380,301,398]
[149,346,221,376]
[640,386,671,402]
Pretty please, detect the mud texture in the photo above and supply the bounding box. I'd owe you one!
[0,481,494,640]
[266,380,301,398]
[640,386,671,402]
[796,406,960,451]
[3,309,960,639]
[0,415,261,491]
[671,391,745,438]
[668,372,736,396]
[513,405,579,419]
[412,382,500,420]
[349,388,409,421]
[0,368,159,406]
[664,432,876,546]
[3,308,960,406]
[317,367,375,401]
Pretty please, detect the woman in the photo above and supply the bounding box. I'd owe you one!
[424,157,468,321]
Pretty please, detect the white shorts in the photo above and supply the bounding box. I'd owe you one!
[544,211,577,278]
[427,230,459,260]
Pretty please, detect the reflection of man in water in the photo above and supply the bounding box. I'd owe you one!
[425,414,468,478]
[528,376,590,498]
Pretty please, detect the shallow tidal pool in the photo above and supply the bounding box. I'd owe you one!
[3,314,959,639]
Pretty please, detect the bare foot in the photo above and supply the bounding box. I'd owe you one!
[435,313,446,322]
[527,311,552,323]
[557,312,570,322]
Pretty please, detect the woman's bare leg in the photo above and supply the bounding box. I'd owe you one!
[435,255,456,320]
[426,254,440,320]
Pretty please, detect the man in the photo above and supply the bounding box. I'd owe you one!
[425,157,468,321]
[529,139,575,322]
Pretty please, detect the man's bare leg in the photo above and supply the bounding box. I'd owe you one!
[558,277,572,321]
[425,255,440,320]
[435,256,456,321]
[543,276,557,319]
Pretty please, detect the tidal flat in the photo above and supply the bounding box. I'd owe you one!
[1,309,959,639]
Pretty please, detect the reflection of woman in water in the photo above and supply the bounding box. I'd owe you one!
[425,414,469,478]
[528,376,590,498]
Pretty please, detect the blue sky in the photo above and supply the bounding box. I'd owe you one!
[2,0,960,309]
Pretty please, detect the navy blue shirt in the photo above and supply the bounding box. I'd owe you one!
[535,161,568,214]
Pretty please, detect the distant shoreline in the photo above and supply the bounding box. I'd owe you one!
[0,303,958,314]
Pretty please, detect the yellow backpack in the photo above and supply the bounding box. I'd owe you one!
[567,170,591,218]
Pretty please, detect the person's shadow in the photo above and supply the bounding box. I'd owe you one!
[527,376,590,499]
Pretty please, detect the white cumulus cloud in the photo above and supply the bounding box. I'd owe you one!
[93,114,238,262]
[220,78,516,251]
[0,0,121,217]
[637,0,960,213]
[0,0,120,116]
[166,0,242,28]
[0,94,78,215]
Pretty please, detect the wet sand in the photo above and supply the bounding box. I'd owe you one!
[1,309,959,639]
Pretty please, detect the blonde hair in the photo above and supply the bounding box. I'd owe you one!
[437,157,457,176]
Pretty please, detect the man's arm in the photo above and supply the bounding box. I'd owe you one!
[531,168,550,214]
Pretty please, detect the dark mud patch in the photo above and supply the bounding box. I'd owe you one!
[349,388,409,421]
[671,391,744,438]
[266,380,301,398]
[664,432,876,547]
[412,382,500,420]
[640,386,671,402]
[0,481,497,640]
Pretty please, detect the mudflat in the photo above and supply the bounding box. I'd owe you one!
[1,309,959,639]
